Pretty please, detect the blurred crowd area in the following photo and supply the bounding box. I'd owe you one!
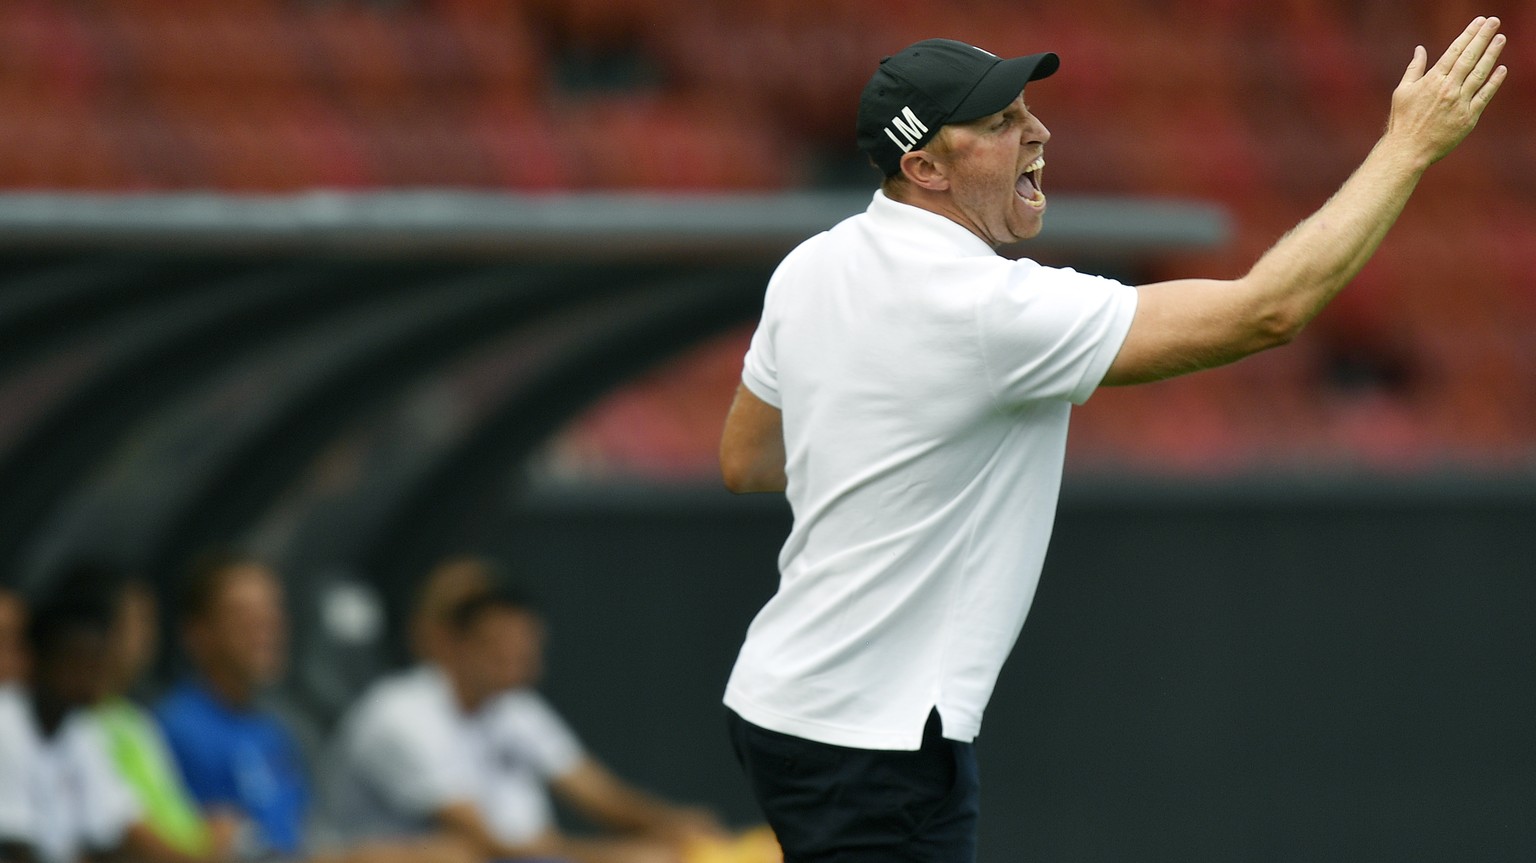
[0,558,779,863]
[4,0,1535,477]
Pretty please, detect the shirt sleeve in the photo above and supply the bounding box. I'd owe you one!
[976,261,1138,406]
[740,275,783,409]
[496,694,585,780]
[66,715,143,853]
[0,696,37,847]
[345,693,468,817]
[153,696,224,807]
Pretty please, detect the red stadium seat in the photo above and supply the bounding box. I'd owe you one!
[0,0,1530,470]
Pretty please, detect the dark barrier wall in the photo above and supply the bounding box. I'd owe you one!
[496,481,1536,863]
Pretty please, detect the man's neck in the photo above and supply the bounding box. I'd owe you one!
[198,666,256,710]
[32,694,69,738]
[880,183,998,250]
[442,666,492,714]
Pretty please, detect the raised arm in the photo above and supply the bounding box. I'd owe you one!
[1103,16,1507,386]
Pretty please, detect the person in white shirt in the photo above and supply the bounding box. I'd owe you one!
[0,586,30,863]
[0,683,152,863]
[719,22,1507,862]
[327,558,725,863]
[0,582,143,863]
[0,682,42,863]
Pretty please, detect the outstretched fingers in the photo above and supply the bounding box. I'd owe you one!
[1388,15,1508,163]
[1447,17,1501,86]
[1463,33,1507,99]
[1434,17,1488,76]
[1471,63,1508,111]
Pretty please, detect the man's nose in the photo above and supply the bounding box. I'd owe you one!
[1026,115,1051,146]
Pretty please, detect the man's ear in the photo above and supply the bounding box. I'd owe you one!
[899,146,950,191]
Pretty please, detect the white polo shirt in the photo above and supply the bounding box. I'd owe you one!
[724,190,1138,750]
[324,666,584,847]
[0,685,39,850]
[0,685,142,863]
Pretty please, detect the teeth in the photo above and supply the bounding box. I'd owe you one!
[1022,156,1045,173]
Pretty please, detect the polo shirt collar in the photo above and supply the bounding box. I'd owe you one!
[181,675,260,719]
[865,189,998,259]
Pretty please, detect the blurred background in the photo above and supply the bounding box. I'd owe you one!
[0,0,1533,860]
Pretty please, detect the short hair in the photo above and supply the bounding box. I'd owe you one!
[880,125,958,191]
[27,561,123,661]
[413,556,495,634]
[178,549,267,625]
[444,575,539,635]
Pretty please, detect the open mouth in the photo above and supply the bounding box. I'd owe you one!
[1015,156,1046,208]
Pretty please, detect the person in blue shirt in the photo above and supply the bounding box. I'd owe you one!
[154,552,310,859]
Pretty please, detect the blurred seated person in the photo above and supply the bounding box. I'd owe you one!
[408,557,497,668]
[326,557,730,863]
[0,566,227,863]
[0,584,27,862]
[155,553,308,860]
[0,585,25,685]
[154,552,472,863]
[96,575,240,860]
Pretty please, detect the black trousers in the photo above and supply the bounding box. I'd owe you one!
[728,709,980,863]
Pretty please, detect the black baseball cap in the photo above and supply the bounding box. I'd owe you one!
[857,39,1059,177]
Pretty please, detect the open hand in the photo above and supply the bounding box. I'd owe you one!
[1386,16,1507,166]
